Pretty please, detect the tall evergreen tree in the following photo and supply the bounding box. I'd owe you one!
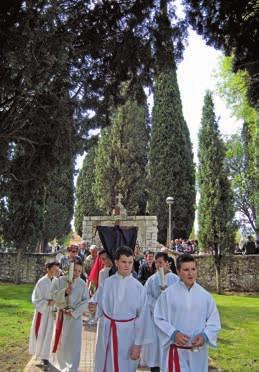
[149,2,195,243]
[93,83,150,215]
[74,148,101,236]
[198,91,235,254]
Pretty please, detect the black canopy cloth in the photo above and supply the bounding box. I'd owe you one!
[97,225,138,262]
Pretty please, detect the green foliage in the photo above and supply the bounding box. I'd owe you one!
[215,56,256,130]
[198,91,235,253]
[74,148,102,236]
[149,5,195,244]
[93,84,150,215]
[225,127,256,234]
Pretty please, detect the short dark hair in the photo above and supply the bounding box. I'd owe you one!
[99,249,107,256]
[74,260,83,267]
[145,250,154,256]
[74,256,83,265]
[176,253,196,271]
[45,261,59,270]
[115,246,134,260]
[155,252,169,262]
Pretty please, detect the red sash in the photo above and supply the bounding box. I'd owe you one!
[168,344,194,372]
[52,310,64,352]
[35,311,42,339]
[103,312,136,372]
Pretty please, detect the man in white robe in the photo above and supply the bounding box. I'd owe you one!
[90,246,154,372]
[50,262,89,372]
[29,262,60,369]
[154,253,221,372]
[141,252,178,371]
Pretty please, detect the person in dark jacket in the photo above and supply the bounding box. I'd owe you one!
[138,250,156,285]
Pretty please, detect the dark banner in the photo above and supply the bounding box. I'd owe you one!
[97,225,138,261]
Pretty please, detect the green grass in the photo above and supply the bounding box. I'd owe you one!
[0,283,34,371]
[210,293,259,371]
[0,284,258,371]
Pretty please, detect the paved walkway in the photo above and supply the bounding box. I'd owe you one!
[24,316,149,372]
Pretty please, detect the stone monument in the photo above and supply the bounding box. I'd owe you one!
[82,194,158,251]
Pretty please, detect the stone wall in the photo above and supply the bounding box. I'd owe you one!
[171,252,259,292]
[1,250,259,290]
[0,252,56,284]
[82,215,158,251]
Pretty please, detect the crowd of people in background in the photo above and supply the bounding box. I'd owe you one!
[169,238,199,254]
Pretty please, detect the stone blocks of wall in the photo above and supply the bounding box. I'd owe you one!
[82,215,158,252]
[170,252,259,292]
[0,252,56,284]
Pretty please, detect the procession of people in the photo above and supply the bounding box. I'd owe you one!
[29,241,221,372]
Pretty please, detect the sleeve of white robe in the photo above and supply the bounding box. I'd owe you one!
[203,296,221,347]
[145,276,157,313]
[134,286,155,346]
[32,280,49,313]
[71,284,89,319]
[93,283,104,320]
[154,290,176,348]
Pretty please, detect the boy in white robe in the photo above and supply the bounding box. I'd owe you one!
[50,262,89,372]
[141,252,178,372]
[90,245,154,372]
[29,261,60,369]
[154,253,221,372]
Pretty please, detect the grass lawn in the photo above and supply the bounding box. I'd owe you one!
[210,293,259,371]
[0,282,34,372]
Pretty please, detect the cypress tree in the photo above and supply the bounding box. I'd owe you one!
[149,2,195,243]
[93,83,150,214]
[74,147,102,236]
[198,91,235,255]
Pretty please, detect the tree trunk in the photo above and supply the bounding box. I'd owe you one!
[214,243,222,294]
[39,238,49,253]
[215,260,221,294]
[256,107,259,245]
[14,249,22,284]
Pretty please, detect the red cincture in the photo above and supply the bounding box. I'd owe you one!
[35,311,42,339]
[103,312,136,372]
[52,310,64,352]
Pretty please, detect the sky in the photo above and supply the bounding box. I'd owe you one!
[176,29,241,163]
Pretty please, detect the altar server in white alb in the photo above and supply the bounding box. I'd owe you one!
[50,261,89,372]
[154,253,221,372]
[90,245,154,372]
[141,252,178,372]
[29,261,60,369]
